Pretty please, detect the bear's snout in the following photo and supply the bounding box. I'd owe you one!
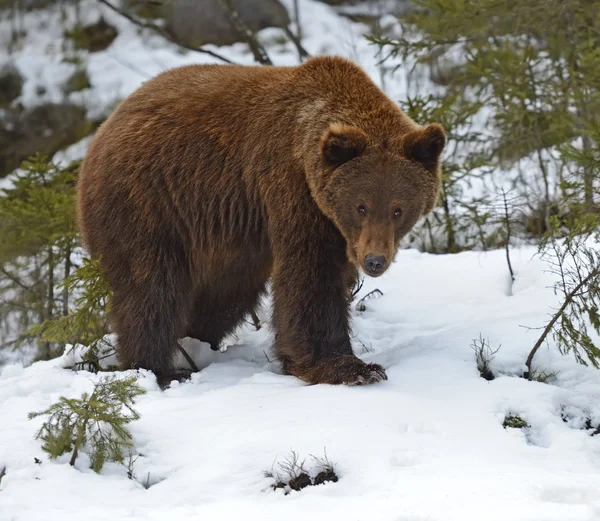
[364,253,387,276]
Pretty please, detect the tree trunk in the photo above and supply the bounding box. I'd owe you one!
[441,182,457,253]
[41,247,54,360]
[62,244,72,317]
[582,133,595,211]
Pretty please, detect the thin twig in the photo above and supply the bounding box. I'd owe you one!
[97,0,236,64]
[249,309,261,330]
[0,466,5,485]
[501,189,515,283]
[177,344,199,372]
[0,266,33,293]
[351,276,365,299]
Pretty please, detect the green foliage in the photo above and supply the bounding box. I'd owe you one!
[28,374,146,473]
[370,0,600,246]
[398,92,494,252]
[0,154,113,365]
[370,0,600,372]
[527,368,558,383]
[503,414,529,429]
[0,155,79,359]
[0,154,78,263]
[534,224,600,369]
[525,122,600,371]
[26,257,113,358]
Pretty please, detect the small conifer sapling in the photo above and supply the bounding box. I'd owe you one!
[28,374,146,472]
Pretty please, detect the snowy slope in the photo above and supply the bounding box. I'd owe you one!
[3,247,600,521]
[0,0,406,120]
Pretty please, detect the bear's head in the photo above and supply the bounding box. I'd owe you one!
[310,122,445,277]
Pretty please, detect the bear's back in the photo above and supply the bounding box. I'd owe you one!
[76,57,417,254]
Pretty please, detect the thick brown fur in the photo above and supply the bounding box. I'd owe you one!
[77,56,445,387]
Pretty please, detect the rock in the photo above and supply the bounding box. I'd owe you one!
[318,0,413,16]
[0,104,94,178]
[63,68,91,94]
[165,0,291,47]
[123,0,166,19]
[64,17,118,53]
[0,64,24,109]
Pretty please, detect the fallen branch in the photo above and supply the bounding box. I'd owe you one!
[283,26,309,62]
[217,0,273,65]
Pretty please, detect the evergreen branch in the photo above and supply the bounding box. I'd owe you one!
[28,375,145,472]
[96,0,236,65]
[526,265,600,375]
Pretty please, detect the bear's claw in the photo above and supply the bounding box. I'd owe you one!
[345,363,388,386]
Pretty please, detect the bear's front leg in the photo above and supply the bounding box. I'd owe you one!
[271,238,387,386]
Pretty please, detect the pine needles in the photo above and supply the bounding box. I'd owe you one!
[526,227,600,375]
[28,374,146,472]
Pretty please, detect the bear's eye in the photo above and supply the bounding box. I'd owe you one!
[394,208,403,218]
[357,205,367,217]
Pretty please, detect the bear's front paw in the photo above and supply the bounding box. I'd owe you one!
[345,362,388,386]
[292,355,388,386]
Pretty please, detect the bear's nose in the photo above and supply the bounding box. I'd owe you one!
[364,254,387,275]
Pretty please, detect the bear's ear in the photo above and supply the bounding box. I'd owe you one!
[321,124,368,167]
[402,124,446,169]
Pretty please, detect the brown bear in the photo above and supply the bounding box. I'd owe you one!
[76,56,445,387]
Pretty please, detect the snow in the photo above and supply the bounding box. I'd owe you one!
[3,247,600,521]
[2,1,600,520]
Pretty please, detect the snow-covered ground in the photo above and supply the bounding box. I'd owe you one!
[3,247,600,521]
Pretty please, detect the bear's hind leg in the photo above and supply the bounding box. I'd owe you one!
[186,281,267,351]
[111,264,194,387]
